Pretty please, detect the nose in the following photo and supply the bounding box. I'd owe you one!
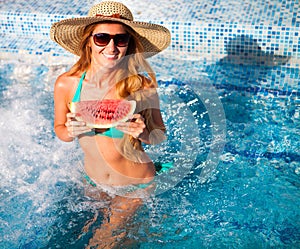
[106,38,117,51]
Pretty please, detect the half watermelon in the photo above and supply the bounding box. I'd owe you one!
[70,99,136,128]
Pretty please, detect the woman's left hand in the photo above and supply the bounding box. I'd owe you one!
[116,114,146,139]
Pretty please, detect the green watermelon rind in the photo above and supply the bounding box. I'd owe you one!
[70,99,136,128]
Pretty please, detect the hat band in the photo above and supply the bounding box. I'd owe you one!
[95,13,131,21]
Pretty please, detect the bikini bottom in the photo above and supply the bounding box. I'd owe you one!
[82,161,173,198]
[83,173,154,199]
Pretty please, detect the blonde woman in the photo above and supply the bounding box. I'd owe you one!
[51,1,170,247]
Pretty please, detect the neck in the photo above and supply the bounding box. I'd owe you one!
[86,65,118,88]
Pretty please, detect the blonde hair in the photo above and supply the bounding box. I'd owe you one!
[68,22,165,160]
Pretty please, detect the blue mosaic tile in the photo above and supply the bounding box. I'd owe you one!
[0,0,299,96]
[1,0,299,26]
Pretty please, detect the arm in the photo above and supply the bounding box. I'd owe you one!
[54,74,73,142]
[138,108,166,145]
[139,86,166,144]
[53,73,91,142]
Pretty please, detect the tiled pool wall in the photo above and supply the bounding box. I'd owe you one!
[0,0,299,92]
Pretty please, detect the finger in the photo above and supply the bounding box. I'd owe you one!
[130,114,144,122]
[67,112,83,122]
[66,112,77,118]
[115,122,130,132]
[116,123,144,138]
[135,118,146,128]
[65,120,86,128]
[68,126,92,137]
[136,114,145,122]
[116,121,143,131]
[122,115,146,130]
[70,120,86,126]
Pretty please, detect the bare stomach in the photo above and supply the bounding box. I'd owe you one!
[79,135,155,186]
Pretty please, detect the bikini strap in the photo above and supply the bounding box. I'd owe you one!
[72,71,86,102]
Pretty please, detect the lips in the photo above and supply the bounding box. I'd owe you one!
[103,53,118,60]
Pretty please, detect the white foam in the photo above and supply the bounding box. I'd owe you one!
[0,63,86,246]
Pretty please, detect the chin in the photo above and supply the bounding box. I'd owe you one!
[104,58,125,70]
[103,61,119,70]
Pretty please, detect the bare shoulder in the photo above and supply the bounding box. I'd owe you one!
[54,71,81,93]
[54,71,82,105]
[55,72,75,87]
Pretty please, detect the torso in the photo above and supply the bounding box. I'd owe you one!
[71,72,155,186]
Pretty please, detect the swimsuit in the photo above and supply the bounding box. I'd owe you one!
[83,173,153,190]
[84,161,173,190]
[75,72,174,189]
[72,71,124,138]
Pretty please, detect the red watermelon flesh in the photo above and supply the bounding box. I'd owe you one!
[70,99,136,128]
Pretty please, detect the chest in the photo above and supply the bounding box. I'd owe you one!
[79,80,118,101]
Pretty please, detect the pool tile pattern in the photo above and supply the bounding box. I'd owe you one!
[0,0,299,95]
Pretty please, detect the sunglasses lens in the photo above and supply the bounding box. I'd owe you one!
[93,33,130,47]
[93,33,111,46]
[114,34,130,47]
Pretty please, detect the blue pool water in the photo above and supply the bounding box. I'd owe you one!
[0,58,299,248]
[1,0,300,247]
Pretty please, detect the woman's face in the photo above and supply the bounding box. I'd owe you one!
[89,23,129,70]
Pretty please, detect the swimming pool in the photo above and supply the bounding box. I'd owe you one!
[1,0,300,248]
[1,57,299,248]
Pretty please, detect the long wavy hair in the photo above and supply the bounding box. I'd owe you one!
[68,21,166,161]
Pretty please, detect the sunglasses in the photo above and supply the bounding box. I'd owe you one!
[91,33,130,47]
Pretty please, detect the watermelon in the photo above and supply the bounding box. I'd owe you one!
[70,99,136,128]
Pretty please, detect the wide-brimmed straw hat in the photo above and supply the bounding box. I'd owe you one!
[50,1,171,57]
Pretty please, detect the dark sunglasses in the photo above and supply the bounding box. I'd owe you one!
[91,33,130,47]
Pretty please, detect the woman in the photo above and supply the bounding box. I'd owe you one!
[51,1,170,247]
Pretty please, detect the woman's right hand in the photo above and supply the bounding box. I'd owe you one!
[65,112,92,138]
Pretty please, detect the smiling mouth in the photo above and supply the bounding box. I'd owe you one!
[103,53,118,59]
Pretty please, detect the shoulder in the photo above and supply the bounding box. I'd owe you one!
[54,71,81,91]
[55,72,74,87]
[54,71,82,104]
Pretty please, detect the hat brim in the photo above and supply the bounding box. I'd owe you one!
[50,16,171,57]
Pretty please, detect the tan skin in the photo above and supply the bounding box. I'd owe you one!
[54,23,165,248]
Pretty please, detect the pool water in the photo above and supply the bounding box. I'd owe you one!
[0,59,299,248]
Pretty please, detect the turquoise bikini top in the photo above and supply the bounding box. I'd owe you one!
[72,72,124,139]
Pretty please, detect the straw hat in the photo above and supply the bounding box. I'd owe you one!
[50,1,171,57]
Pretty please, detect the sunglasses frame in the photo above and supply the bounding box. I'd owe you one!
[91,33,130,47]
